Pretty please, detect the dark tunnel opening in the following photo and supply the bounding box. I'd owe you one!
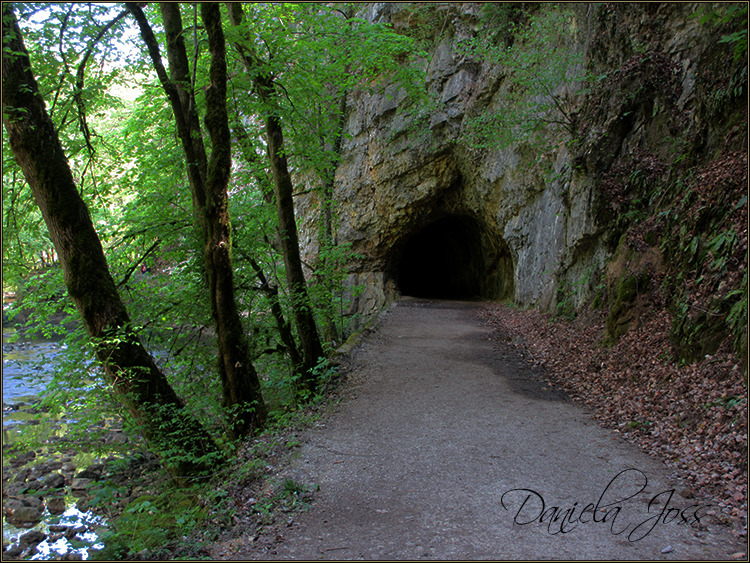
[397,215,488,300]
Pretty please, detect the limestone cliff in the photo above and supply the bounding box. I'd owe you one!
[297,2,747,362]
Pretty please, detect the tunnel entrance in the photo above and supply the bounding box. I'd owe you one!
[397,215,494,300]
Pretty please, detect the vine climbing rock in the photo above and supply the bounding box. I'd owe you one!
[208,299,744,559]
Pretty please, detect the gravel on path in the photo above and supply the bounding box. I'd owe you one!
[213,299,744,560]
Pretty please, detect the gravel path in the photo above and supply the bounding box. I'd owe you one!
[222,299,744,560]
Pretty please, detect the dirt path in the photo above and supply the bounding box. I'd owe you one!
[217,299,743,560]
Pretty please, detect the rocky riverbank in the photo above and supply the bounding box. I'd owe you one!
[2,400,333,561]
[2,438,165,560]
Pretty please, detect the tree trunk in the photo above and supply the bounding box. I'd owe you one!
[128,2,267,438]
[264,111,327,395]
[233,123,304,376]
[1,4,220,482]
[160,3,209,216]
[200,2,267,436]
[228,3,326,397]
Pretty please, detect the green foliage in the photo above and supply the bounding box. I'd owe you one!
[555,266,600,320]
[703,395,745,410]
[310,356,339,393]
[695,4,748,125]
[394,4,454,51]
[92,486,209,560]
[2,1,429,478]
[624,420,650,430]
[698,4,748,62]
[227,3,424,183]
[659,164,746,364]
[265,401,323,432]
[252,477,313,522]
[2,159,57,288]
[477,3,537,49]
[708,63,747,118]
[726,273,748,357]
[555,284,576,320]
[309,242,363,348]
[87,483,130,519]
[459,4,585,151]
[287,356,339,405]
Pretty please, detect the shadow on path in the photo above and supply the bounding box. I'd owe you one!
[214,299,742,560]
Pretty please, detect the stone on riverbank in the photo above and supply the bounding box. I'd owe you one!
[19,530,46,547]
[3,544,24,558]
[18,495,42,511]
[70,478,94,496]
[13,468,31,482]
[75,463,104,480]
[64,526,87,540]
[7,451,35,467]
[6,504,42,526]
[46,496,66,515]
[42,472,65,489]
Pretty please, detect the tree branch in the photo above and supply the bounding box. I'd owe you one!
[126,3,207,209]
[117,238,160,288]
[74,8,129,157]
[239,251,303,370]
[50,5,75,118]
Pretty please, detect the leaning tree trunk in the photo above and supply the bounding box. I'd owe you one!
[127,2,267,438]
[1,4,220,482]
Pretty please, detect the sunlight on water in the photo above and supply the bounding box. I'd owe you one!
[2,329,109,559]
[3,503,105,560]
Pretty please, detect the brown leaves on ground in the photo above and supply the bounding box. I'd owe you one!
[479,303,747,538]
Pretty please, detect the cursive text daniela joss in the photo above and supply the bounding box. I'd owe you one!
[500,468,712,541]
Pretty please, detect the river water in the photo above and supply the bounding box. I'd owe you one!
[3,328,63,425]
[2,328,106,559]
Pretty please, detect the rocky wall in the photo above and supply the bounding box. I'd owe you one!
[296,2,742,327]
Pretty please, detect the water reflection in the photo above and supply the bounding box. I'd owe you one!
[2,327,176,559]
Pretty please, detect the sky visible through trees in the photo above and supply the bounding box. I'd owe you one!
[2,2,423,477]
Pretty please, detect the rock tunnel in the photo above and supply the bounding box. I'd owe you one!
[393,214,514,300]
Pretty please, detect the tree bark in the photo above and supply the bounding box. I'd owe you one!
[233,122,304,375]
[1,4,220,482]
[160,3,209,212]
[128,2,267,437]
[228,3,326,397]
[264,111,327,394]
[200,2,267,436]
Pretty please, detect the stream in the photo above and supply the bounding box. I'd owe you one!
[3,328,106,560]
[3,329,62,430]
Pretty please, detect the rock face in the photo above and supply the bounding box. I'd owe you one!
[297,2,746,334]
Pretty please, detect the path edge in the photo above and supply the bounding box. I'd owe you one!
[329,302,396,365]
